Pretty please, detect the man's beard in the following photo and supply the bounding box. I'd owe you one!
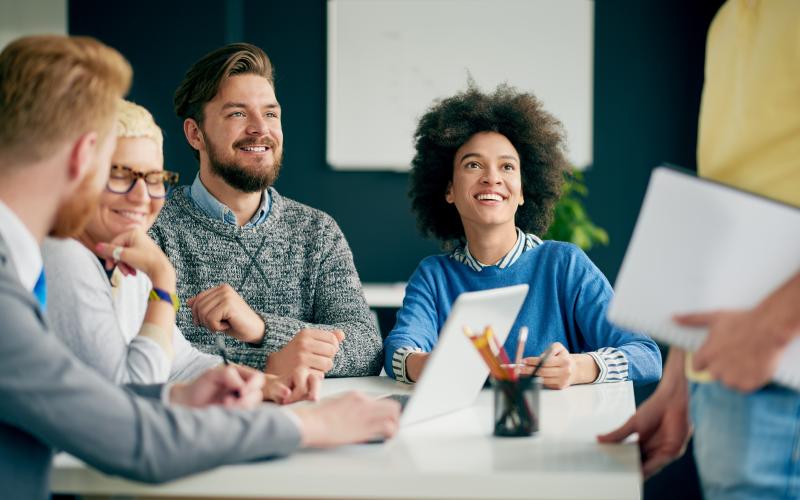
[206,135,283,193]
[49,167,101,238]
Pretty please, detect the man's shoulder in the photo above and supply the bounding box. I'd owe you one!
[149,189,212,247]
[274,191,334,224]
[0,265,58,499]
[271,190,340,237]
[152,188,193,226]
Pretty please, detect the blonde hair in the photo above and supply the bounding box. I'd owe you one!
[117,100,163,151]
[0,35,132,166]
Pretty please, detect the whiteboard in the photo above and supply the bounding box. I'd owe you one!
[327,0,594,171]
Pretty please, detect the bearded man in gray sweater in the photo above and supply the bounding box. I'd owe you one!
[150,43,381,378]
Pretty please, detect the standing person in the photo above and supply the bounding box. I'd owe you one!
[0,34,399,500]
[599,2,800,498]
[150,43,381,378]
[383,84,662,388]
[44,100,315,403]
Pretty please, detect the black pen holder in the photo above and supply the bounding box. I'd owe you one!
[491,376,541,437]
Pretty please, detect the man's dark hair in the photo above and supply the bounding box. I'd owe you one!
[409,83,568,245]
[174,43,274,159]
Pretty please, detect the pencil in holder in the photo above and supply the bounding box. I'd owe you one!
[491,376,541,437]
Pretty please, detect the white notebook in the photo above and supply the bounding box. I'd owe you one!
[609,166,800,390]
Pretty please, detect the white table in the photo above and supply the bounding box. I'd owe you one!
[52,377,642,499]
[362,282,407,308]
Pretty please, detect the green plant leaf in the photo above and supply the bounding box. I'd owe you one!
[542,167,609,251]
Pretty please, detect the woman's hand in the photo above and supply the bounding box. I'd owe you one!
[520,342,599,389]
[96,228,178,360]
[405,352,430,383]
[95,228,175,292]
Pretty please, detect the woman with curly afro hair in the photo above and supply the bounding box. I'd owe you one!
[384,84,661,388]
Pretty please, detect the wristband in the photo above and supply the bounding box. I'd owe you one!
[148,287,180,313]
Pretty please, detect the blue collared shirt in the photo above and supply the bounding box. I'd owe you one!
[185,174,271,228]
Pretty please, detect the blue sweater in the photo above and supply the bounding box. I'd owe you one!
[384,241,662,385]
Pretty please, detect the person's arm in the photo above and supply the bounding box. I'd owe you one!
[0,285,301,483]
[521,341,601,389]
[569,247,663,385]
[675,270,800,392]
[597,348,692,478]
[43,238,171,384]
[176,217,381,377]
[96,229,177,361]
[168,324,223,382]
[383,262,441,383]
[258,217,382,377]
[1,283,400,484]
[166,326,309,405]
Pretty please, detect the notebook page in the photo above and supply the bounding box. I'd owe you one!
[609,166,800,390]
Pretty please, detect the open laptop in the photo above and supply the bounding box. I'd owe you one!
[382,284,529,427]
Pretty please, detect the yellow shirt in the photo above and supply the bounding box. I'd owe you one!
[697,0,800,207]
[690,0,800,382]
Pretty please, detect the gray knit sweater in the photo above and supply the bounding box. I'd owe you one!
[149,187,382,376]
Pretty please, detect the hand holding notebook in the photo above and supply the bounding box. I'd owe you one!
[609,166,800,391]
[674,299,798,392]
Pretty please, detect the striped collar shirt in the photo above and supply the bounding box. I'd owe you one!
[450,228,543,272]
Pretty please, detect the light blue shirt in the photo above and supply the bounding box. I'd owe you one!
[186,174,271,228]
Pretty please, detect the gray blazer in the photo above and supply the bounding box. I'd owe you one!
[0,235,301,500]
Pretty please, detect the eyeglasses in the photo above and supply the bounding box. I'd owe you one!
[107,165,179,199]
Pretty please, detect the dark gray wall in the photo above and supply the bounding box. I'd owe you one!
[589,0,725,283]
[70,0,722,286]
[69,2,724,497]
